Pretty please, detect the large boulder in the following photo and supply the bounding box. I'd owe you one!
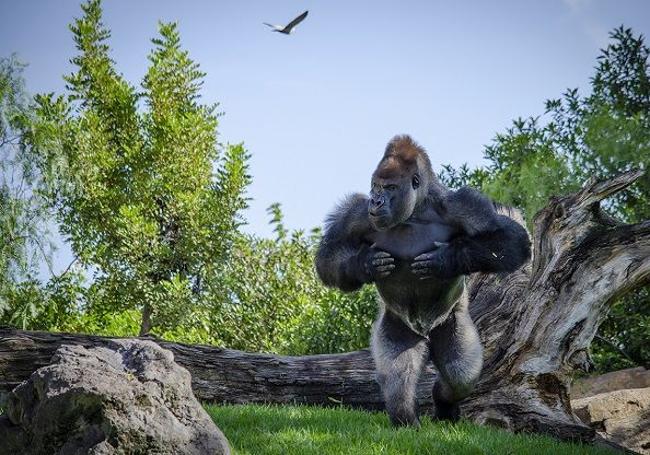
[572,367,650,399]
[572,387,650,454]
[0,339,230,455]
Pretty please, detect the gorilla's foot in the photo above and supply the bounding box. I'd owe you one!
[387,407,421,428]
[433,399,460,422]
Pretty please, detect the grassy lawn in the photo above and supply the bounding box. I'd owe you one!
[205,404,613,455]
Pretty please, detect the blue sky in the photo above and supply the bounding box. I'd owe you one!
[1,1,649,273]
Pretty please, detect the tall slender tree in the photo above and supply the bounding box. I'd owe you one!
[33,0,250,335]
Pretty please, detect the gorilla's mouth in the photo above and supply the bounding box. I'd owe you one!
[368,209,388,218]
[369,213,394,230]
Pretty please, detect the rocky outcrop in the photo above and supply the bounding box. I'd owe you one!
[572,387,650,454]
[0,339,230,455]
[572,367,650,399]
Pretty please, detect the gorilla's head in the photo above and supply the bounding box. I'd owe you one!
[368,135,435,231]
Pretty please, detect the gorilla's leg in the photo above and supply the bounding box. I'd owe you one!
[371,308,429,426]
[428,305,483,421]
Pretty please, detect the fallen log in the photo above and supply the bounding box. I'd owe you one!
[1,170,648,445]
[0,328,433,412]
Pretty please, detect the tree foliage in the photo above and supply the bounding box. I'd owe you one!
[0,56,84,330]
[204,205,377,355]
[440,26,650,371]
[3,4,646,366]
[32,0,251,335]
[0,56,37,305]
[1,0,378,355]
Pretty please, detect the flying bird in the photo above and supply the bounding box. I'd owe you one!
[264,10,309,35]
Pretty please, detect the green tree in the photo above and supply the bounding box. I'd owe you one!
[440,27,649,371]
[0,55,85,330]
[33,0,250,335]
[547,27,650,222]
[0,56,37,302]
[204,204,377,355]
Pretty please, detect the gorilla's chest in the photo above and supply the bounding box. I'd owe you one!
[367,221,455,261]
[366,221,461,336]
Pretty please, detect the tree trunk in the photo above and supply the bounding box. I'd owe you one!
[139,303,152,336]
[0,171,648,445]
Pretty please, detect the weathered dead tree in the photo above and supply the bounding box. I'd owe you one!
[0,170,648,444]
[462,169,649,441]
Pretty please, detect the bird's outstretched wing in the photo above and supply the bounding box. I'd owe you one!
[263,22,283,31]
[283,10,308,32]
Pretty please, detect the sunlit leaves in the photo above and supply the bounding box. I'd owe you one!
[204,205,376,355]
[31,0,251,334]
[439,26,650,372]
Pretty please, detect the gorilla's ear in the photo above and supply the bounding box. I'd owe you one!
[412,174,420,189]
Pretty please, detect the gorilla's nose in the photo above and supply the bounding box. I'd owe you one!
[370,195,385,210]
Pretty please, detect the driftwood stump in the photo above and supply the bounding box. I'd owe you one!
[0,170,647,444]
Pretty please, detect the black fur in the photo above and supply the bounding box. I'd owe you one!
[315,193,374,292]
[315,135,531,425]
[412,215,531,280]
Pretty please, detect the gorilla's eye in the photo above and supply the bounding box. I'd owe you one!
[383,184,398,191]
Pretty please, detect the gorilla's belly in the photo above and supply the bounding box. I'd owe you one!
[376,275,464,337]
[368,222,463,337]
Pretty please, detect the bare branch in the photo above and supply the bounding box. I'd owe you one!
[575,169,644,208]
[50,257,80,284]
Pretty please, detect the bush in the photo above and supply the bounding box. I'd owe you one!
[204,205,377,355]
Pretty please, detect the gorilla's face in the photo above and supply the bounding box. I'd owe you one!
[368,175,419,231]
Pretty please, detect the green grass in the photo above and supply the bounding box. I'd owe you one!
[205,404,612,455]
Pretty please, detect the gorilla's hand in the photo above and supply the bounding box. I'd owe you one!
[362,247,395,281]
[410,242,454,280]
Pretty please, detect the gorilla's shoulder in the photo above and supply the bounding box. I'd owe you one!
[324,193,371,236]
[443,186,498,236]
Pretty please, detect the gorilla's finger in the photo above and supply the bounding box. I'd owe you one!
[413,252,436,261]
[411,268,432,275]
[376,264,396,273]
[411,260,435,269]
[372,257,395,266]
[378,271,393,278]
[373,251,392,259]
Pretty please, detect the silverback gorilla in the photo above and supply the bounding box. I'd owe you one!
[315,135,531,426]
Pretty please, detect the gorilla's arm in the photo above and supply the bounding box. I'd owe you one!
[412,187,531,279]
[316,194,394,292]
[441,187,500,236]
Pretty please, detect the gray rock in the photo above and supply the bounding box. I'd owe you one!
[572,387,650,454]
[0,339,230,455]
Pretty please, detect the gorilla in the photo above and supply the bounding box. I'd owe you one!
[315,135,531,426]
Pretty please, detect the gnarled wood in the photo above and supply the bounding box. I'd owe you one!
[0,170,647,445]
[463,169,649,441]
